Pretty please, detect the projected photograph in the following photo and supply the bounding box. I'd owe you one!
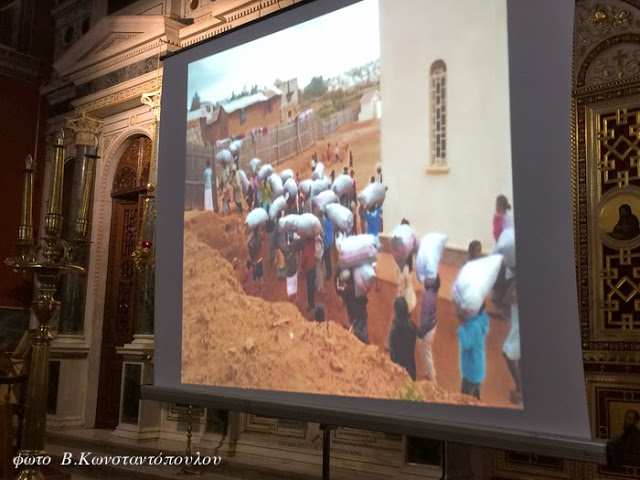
[182,0,522,409]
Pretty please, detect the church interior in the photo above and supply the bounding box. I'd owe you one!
[1,0,640,479]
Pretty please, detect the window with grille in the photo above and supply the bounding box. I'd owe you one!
[430,60,447,168]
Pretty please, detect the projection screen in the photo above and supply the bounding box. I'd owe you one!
[143,0,608,463]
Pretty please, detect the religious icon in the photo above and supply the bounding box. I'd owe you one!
[599,191,640,245]
[609,406,640,467]
[609,204,640,240]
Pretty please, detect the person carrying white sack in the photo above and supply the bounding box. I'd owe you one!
[493,228,521,405]
[451,254,503,401]
[415,233,447,383]
[204,159,214,211]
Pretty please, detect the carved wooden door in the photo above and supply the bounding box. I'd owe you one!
[95,198,140,428]
[95,137,151,428]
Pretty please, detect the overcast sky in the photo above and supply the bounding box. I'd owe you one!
[187,0,380,109]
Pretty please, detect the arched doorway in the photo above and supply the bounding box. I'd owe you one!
[95,136,151,428]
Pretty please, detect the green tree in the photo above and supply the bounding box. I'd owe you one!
[303,76,328,99]
[189,92,201,111]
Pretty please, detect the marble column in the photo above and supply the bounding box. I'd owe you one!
[57,114,102,334]
[135,90,160,336]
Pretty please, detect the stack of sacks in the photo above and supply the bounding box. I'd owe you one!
[451,254,504,317]
[250,158,262,175]
[337,234,378,297]
[269,196,287,221]
[268,173,284,198]
[312,190,338,211]
[357,182,386,209]
[299,179,313,199]
[416,233,447,283]
[279,214,299,233]
[332,174,354,197]
[311,178,331,197]
[229,139,242,155]
[283,178,298,198]
[215,149,233,166]
[390,224,418,269]
[325,203,353,234]
[237,170,250,194]
[280,169,294,184]
[258,164,274,181]
[493,228,515,279]
[311,162,325,180]
[245,207,269,230]
[296,213,323,238]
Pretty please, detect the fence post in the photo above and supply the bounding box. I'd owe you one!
[276,124,280,164]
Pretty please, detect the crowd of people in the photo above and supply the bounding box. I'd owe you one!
[202,146,521,406]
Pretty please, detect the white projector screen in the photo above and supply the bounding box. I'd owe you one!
[146,0,607,462]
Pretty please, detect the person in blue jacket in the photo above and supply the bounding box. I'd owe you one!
[456,305,490,400]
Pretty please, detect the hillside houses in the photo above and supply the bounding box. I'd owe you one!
[187,80,300,148]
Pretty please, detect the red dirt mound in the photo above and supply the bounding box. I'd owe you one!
[181,226,478,405]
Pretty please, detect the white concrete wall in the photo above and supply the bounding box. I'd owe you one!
[379,0,513,251]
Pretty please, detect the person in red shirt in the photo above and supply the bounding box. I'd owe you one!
[300,236,317,311]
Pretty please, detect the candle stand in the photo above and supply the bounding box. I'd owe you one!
[5,131,99,480]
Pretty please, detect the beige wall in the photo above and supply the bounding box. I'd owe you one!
[379,0,513,251]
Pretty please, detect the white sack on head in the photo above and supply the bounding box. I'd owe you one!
[299,179,313,198]
[283,178,298,198]
[250,158,262,175]
[416,233,447,283]
[325,203,353,233]
[258,164,274,181]
[215,149,233,165]
[354,263,376,298]
[311,178,330,197]
[237,169,250,194]
[269,196,287,221]
[296,213,323,238]
[268,173,284,198]
[312,190,338,211]
[357,182,386,209]
[229,139,243,154]
[311,162,325,180]
[332,174,354,196]
[451,254,504,316]
[279,214,299,233]
[245,208,269,230]
[337,234,378,268]
[493,228,516,271]
[280,169,294,184]
[390,224,418,269]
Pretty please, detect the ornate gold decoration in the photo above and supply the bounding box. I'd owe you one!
[577,3,640,53]
[65,113,103,146]
[586,44,640,86]
[242,414,307,439]
[4,130,99,479]
[575,86,640,352]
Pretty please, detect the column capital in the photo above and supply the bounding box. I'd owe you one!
[141,89,162,121]
[65,114,103,146]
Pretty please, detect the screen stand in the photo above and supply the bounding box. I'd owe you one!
[177,405,201,476]
[319,424,335,480]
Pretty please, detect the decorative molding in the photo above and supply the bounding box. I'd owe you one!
[75,76,162,115]
[578,34,640,87]
[66,114,104,146]
[494,449,579,480]
[75,56,158,99]
[332,427,402,451]
[93,33,140,55]
[242,414,307,439]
